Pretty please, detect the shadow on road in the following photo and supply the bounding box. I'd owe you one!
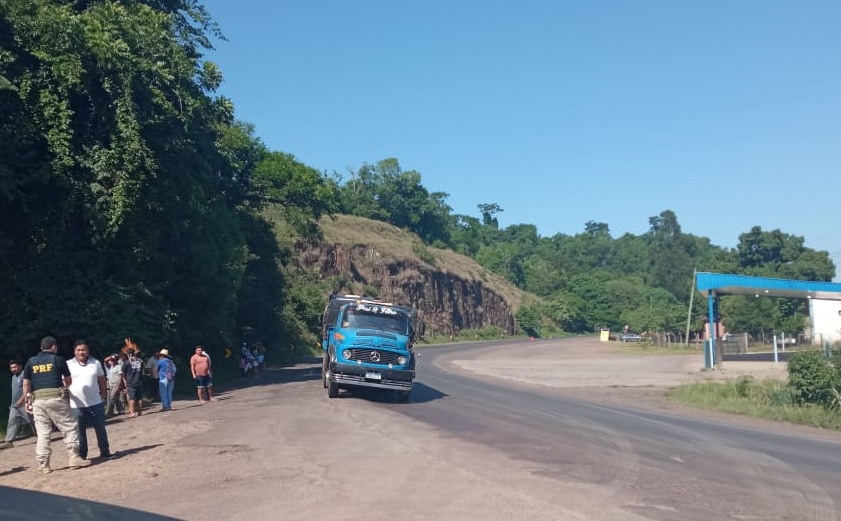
[0,467,26,478]
[1,484,185,520]
[217,356,322,394]
[111,443,163,459]
[198,355,449,406]
[402,381,448,404]
[331,381,448,404]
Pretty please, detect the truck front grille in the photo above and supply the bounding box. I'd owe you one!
[344,348,400,365]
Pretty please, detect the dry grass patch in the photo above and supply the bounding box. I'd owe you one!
[318,214,529,310]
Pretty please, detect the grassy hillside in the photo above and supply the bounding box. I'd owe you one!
[317,214,532,311]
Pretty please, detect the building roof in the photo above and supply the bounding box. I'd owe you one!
[696,272,841,301]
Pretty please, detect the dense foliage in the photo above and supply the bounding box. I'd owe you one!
[0,0,334,362]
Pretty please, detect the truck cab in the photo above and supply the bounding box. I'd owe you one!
[321,294,419,402]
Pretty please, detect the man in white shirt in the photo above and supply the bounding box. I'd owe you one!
[67,340,112,460]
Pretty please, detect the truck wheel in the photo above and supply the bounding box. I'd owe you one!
[321,355,328,388]
[327,380,339,398]
[397,390,410,403]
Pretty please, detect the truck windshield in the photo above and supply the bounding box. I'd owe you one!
[342,307,409,334]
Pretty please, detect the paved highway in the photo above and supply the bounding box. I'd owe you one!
[386,340,841,521]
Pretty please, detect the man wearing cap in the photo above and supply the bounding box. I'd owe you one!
[105,354,125,416]
[22,336,90,473]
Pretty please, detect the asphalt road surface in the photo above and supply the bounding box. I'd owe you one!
[1,337,839,521]
[404,341,841,521]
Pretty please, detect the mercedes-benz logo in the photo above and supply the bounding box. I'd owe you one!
[370,351,381,362]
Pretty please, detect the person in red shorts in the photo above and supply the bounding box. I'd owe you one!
[189,345,216,404]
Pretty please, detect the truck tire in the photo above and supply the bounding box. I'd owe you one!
[397,390,410,403]
[327,379,339,398]
[321,355,328,388]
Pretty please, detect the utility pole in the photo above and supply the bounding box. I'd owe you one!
[685,268,696,348]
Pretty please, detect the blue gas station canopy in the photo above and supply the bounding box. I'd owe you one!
[696,272,841,301]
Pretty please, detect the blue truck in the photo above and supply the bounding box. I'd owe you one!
[321,294,421,402]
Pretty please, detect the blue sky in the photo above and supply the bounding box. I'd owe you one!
[202,1,840,267]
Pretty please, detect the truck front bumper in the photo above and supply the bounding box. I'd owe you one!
[329,362,414,391]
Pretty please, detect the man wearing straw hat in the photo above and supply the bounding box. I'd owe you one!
[156,349,176,411]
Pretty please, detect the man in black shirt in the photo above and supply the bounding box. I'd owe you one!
[23,336,91,473]
[121,349,144,417]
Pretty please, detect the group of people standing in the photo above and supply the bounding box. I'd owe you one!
[239,342,266,376]
[102,347,178,417]
[0,337,102,473]
[2,337,217,474]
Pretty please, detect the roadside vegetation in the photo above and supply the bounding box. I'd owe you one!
[667,348,841,430]
[417,326,577,346]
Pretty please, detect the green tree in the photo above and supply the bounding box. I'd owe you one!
[448,214,485,257]
[253,151,339,236]
[619,288,685,333]
[339,158,451,244]
[476,242,527,287]
[737,226,801,269]
[478,203,503,228]
[646,210,696,302]
[0,0,249,359]
[215,121,268,208]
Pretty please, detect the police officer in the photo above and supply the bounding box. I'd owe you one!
[22,336,90,474]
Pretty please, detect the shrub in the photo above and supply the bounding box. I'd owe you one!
[759,380,796,407]
[734,375,755,398]
[515,306,541,337]
[830,388,841,411]
[788,350,840,407]
[412,243,436,265]
[831,350,841,378]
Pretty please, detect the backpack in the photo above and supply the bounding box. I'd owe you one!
[167,359,177,381]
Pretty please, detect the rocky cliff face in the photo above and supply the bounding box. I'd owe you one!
[296,241,517,336]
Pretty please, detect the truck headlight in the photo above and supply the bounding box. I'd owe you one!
[342,349,352,360]
[397,355,407,365]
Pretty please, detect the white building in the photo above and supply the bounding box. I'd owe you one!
[809,299,841,345]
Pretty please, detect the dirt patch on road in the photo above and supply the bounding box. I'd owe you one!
[435,337,839,441]
[434,335,794,419]
[443,336,788,389]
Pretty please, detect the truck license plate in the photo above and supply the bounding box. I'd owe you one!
[365,372,382,380]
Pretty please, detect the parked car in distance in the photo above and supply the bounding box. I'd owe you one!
[620,333,642,342]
